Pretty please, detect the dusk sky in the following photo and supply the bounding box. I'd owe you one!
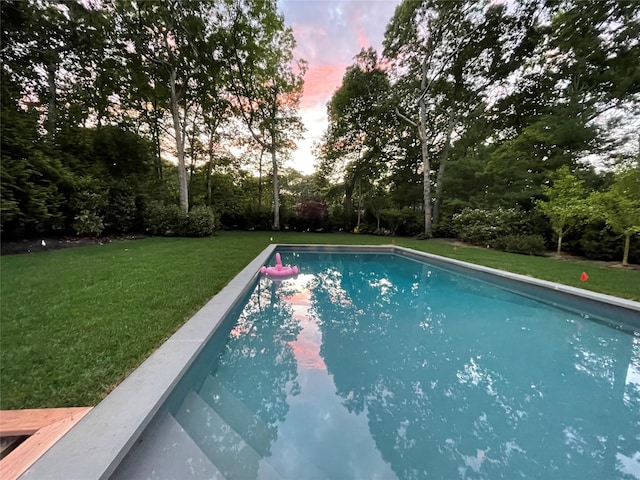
[278,0,402,174]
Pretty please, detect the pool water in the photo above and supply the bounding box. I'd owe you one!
[115,252,640,479]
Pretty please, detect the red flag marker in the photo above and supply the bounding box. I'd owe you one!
[580,272,589,282]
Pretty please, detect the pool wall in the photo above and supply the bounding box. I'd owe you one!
[21,244,640,479]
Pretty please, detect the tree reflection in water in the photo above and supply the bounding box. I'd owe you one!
[209,277,302,457]
[303,253,640,480]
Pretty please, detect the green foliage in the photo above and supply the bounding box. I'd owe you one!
[143,202,216,237]
[143,201,186,236]
[589,167,640,237]
[103,187,138,234]
[567,222,640,264]
[536,165,588,253]
[185,206,216,237]
[381,207,418,235]
[493,234,546,256]
[452,207,524,246]
[72,212,104,237]
[69,176,108,215]
[68,176,108,237]
[587,167,640,264]
[92,127,155,180]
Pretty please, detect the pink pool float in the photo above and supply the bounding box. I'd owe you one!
[261,253,299,278]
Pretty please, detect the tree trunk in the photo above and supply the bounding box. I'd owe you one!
[46,62,57,138]
[271,143,280,230]
[432,109,456,228]
[258,148,264,211]
[419,58,432,238]
[356,180,362,228]
[152,97,163,180]
[556,228,563,256]
[169,68,188,212]
[622,233,630,266]
[206,129,215,208]
[345,182,354,231]
[207,159,213,208]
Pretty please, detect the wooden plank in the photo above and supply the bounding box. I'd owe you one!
[0,408,91,480]
[0,407,91,436]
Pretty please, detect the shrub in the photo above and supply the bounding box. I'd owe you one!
[185,206,216,237]
[567,222,639,263]
[69,176,108,214]
[73,211,104,237]
[432,219,457,238]
[494,234,546,256]
[69,176,107,236]
[328,204,345,231]
[143,201,186,236]
[293,199,329,232]
[452,207,524,246]
[382,207,419,235]
[103,188,137,234]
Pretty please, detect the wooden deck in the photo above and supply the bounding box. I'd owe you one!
[0,407,92,480]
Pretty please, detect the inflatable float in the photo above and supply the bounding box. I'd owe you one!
[261,253,299,278]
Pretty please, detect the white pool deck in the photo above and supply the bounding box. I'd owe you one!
[20,244,640,479]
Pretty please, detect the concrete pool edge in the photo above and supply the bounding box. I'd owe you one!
[21,244,640,479]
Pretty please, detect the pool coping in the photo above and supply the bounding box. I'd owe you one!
[21,244,640,479]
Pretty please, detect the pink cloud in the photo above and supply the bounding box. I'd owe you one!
[289,337,327,370]
[279,0,402,173]
[301,62,349,110]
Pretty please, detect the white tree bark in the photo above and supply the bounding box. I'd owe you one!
[419,57,432,237]
[169,68,189,212]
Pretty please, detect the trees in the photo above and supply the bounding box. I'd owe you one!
[383,0,538,236]
[117,0,224,213]
[536,166,587,256]
[224,0,305,230]
[318,48,394,230]
[589,167,640,266]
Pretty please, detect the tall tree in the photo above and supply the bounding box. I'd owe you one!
[319,48,395,230]
[589,166,640,266]
[118,0,226,212]
[536,166,587,256]
[224,0,305,230]
[384,0,537,236]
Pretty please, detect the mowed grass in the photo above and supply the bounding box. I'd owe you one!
[1,231,638,409]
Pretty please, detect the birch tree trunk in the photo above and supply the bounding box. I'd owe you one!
[169,68,189,212]
[432,109,456,228]
[419,59,432,237]
[271,142,280,230]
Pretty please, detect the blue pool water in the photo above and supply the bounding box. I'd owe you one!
[115,252,640,479]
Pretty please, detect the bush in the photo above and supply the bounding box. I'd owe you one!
[328,204,345,231]
[69,176,107,236]
[103,188,138,234]
[494,234,546,256]
[452,207,524,246]
[567,222,639,263]
[293,199,329,232]
[73,211,104,237]
[143,201,186,236]
[432,219,457,238]
[185,206,216,237]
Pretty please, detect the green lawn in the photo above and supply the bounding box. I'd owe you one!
[1,231,638,410]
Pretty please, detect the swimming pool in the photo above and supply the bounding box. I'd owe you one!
[23,245,640,479]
